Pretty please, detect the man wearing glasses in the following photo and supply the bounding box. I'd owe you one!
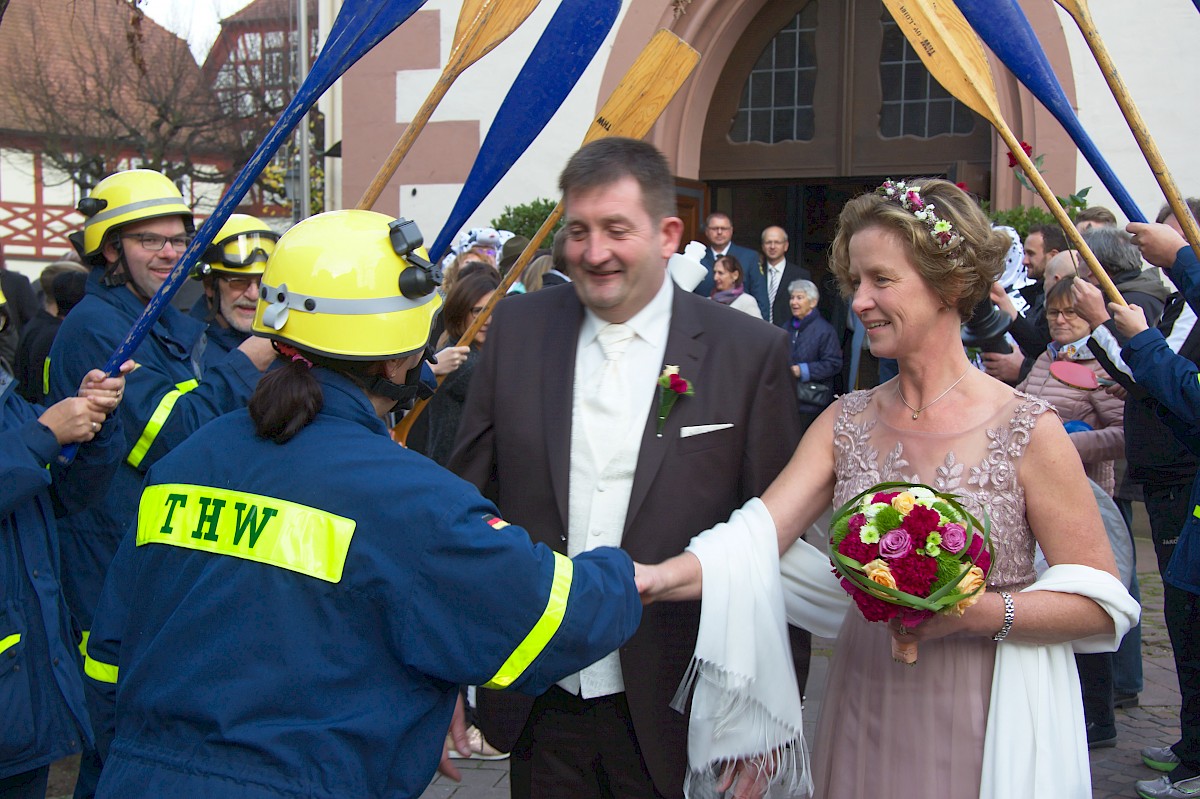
[694,213,768,318]
[190,214,279,360]
[48,169,275,797]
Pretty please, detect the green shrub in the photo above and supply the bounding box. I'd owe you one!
[491,198,564,241]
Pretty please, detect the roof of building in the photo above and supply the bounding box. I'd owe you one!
[0,0,207,136]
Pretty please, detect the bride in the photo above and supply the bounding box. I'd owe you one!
[637,179,1138,799]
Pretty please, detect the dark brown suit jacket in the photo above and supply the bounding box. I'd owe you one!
[448,282,800,797]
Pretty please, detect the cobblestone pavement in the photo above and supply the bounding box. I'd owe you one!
[47,525,1182,799]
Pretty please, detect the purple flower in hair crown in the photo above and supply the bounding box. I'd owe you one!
[876,179,963,253]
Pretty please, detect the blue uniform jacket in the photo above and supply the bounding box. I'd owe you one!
[0,370,122,779]
[84,369,641,798]
[47,271,263,631]
[1122,244,1200,594]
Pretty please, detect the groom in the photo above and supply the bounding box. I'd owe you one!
[449,138,801,798]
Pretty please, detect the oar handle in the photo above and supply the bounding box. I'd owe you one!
[1063,1,1200,258]
[390,203,563,444]
[999,127,1126,306]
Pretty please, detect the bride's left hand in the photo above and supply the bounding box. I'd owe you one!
[886,611,969,644]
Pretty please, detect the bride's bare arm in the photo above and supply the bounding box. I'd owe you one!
[761,406,838,552]
[635,404,840,604]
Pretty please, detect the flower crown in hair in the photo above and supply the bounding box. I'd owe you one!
[876,179,963,252]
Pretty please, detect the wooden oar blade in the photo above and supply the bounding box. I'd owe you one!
[956,0,1145,222]
[451,0,544,70]
[453,0,491,45]
[581,29,699,144]
[428,0,621,259]
[879,0,1000,124]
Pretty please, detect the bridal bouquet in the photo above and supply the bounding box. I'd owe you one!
[828,482,992,663]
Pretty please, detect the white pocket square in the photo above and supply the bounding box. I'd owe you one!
[680,423,734,438]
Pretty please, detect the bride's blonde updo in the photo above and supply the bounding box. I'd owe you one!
[828,178,1012,318]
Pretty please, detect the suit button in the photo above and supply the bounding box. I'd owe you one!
[32,569,39,578]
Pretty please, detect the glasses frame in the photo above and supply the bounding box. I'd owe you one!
[121,232,193,252]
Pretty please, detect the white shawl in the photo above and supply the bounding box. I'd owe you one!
[979,564,1140,799]
[678,498,847,797]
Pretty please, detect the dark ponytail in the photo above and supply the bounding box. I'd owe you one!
[248,357,323,444]
[249,345,389,444]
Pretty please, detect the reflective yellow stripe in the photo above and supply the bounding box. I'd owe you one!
[0,633,20,657]
[84,651,118,684]
[137,483,356,583]
[1194,505,1200,520]
[78,630,90,660]
[127,379,200,468]
[42,357,50,397]
[482,552,573,689]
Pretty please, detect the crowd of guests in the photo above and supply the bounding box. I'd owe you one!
[1,139,1197,799]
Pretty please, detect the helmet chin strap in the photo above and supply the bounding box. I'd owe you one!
[100,243,132,290]
[365,353,435,415]
[102,243,155,304]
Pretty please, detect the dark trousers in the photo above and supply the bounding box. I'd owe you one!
[1077,652,1114,731]
[509,686,666,799]
[1144,483,1200,776]
[0,765,49,799]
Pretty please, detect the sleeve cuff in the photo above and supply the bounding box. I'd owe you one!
[23,419,60,465]
[799,363,811,382]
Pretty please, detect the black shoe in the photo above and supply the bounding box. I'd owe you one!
[1087,722,1117,749]
[1115,692,1140,709]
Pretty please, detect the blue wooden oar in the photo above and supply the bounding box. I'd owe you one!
[428,0,621,261]
[60,0,428,462]
[954,0,1146,223]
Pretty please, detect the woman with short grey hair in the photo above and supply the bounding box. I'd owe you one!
[785,278,840,432]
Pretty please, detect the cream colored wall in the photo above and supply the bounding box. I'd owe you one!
[1056,0,1200,224]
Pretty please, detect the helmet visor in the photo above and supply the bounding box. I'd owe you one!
[215,233,278,268]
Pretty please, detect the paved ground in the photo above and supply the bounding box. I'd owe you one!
[47,507,1183,798]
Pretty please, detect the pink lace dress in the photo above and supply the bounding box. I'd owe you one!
[811,386,1051,799]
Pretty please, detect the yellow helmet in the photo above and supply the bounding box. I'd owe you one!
[253,209,442,360]
[77,169,194,260]
[195,214,279,278]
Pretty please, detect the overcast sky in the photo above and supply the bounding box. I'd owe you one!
[138,0,256,61]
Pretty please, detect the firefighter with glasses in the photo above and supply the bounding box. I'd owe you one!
[47,169,276,795]
[82,209,642,798]
[190,214,280,360]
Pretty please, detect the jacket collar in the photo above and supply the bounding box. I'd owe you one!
[314,368,389,437]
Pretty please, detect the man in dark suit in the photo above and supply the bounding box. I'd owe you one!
[694,212,767,317]
[449,138,800,799]
[761,225,810,327]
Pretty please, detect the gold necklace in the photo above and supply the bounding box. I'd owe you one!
[895,367,972,420]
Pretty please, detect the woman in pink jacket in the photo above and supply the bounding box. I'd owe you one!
[1016,275,1125,495]
[1016,273,1126,750]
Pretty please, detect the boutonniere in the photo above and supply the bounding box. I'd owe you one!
[656,365,694,436]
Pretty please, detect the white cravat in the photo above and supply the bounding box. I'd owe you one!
[583,323,635,468]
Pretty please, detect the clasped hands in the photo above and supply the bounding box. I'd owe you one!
[37,361,135,445]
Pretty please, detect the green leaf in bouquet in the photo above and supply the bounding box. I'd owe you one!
[931,500,961,523]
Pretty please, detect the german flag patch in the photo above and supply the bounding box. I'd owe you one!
[483,514,510,531]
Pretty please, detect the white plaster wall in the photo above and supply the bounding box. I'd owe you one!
[392,0,632,241]
[1056,0,1200,225]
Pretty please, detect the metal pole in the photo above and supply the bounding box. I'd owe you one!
[296,0,311,219]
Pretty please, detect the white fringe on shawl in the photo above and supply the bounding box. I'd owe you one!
[674,498,848,798]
